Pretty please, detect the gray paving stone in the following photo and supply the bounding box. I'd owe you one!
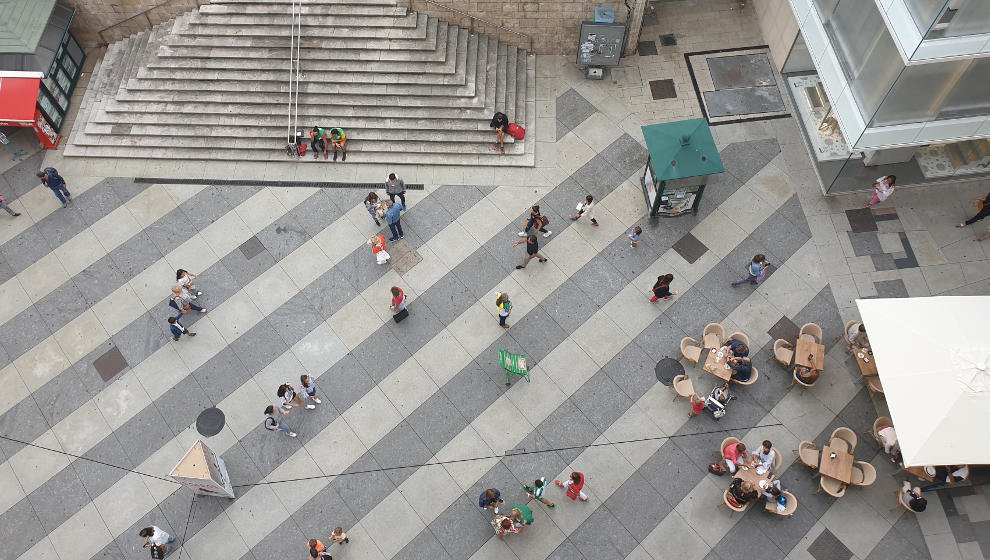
[702,169,744,208]
[792,286,844,349]
[351,327,413,384]
[845,208,878,234]
[777,193,811,237]
[109,231,164,278]
[369,420,435,486]
[0,256,13,286]
[179,186,238,230]
[266,292,323,345]
[113,405,175,466]
[238,235,267,260]
[570,152,629,200]
[250,519,307,560]
[639,440,706,507]
[406,391,471,455]
[537,400,600,464]
[569,506,639,560]
[507,306,570,366]
[556,119,570,143]
[556,88,597,132]
[238,419,305,476]
[256,219,310,261]
[541,279,601,333]
[28,464,94,532]
[429,494,497,560]
[603,342,662,402]
[752,209,811,263]
[662,287,726,337]
[501,431,567,489]
[329,452,396,520]
[113,312,171,367]
[74,434,135,498]
[0,305,52,362]
[1,225,52,273]
[338,242,389,289]
[68,182,125,226]
[35,204,89,248]
[482,226,526,269]
[222,242,276,285]
[673,231,709,264]
[302,266,360,319]
[0,497,48,560]
[600,233,666,284]
[767,315,800,344]
[848,231,883,256]
[393,530,454,560]
[718,141,772,185]
[155,375,217,433]
[231,318,289,373]
[196,260,243,302]
[193,347,253,404]
[320,354,376,412]
[387,302,446,355]
[600,134,649,179]
[874,278,908,298]
[632,313,689,362]
[431,185,488,218]
[442,361,505,420]
[33,281,91,333]
[450,248,504,300]
[74,256,129,306]
[571,256,631,308]
[290,485,358,542]
[604,472,673,541]
[145,213,194,255]
[713,515,785,560]
[286,189,345,238]
[397,195,454,242]
[807,528,853,560]
[570,370,635,431]
[0,151,46,199]
[540,177,586,221]
[742,347,794,412]
[220,441,266,488]
[31,357,104,426]
[216,185,264,207]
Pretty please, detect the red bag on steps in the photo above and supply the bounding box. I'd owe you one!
[507,122,525,140]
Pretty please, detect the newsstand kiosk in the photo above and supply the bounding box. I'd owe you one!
[641,119,724,217]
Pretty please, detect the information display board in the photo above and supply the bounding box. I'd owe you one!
[576,21,626,67]
[169,441,235,498]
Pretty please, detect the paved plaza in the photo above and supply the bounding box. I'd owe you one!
[2,3,990,560]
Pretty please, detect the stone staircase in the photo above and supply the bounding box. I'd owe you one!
[64,0,535,166]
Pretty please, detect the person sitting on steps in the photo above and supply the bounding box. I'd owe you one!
[490,111,508,154]
[330,128,347,161]
[310,126,330,160]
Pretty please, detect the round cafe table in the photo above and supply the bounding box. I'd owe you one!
[196,407,226,437]
[655,357,685,386]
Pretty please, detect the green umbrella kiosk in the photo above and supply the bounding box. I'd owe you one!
[641,119,724,217]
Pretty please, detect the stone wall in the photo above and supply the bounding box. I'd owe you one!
[407,0,644,54]
[65,0,645,54]
[752,0,799,71]
[65,0,208,47]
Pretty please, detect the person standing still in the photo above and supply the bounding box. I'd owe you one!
[37,168,71,208]
[389,286,407,314]
[479,488,503,513]
[329,526,349,546]
[495,292,512,328]
[0,193,20,217]
[628,226,642,247]
[167,317,196,341]
[514,234,547,269]
[385,173,406,206]
[385,200,405,241]
[865,175,895,208]
[364,192,382,226]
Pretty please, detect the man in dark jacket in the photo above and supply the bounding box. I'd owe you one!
[490,112,508,154]
[37,167,71,207]
[168,317,196,341]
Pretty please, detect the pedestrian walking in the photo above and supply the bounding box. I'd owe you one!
[329,526,349,545]
[479,488,503,513]
[687,392,706,418]
[510,504,533,532]
[167,317,196,341]
[493,516,518,539]
[279,383,315,411]
[523,477,556,508]
[958,192,990,228]
[264,405,297,437]
[176,269,201,300]
[170,286,207,315]
[569,195,598,226]
[298,374,321,405]
[495,291,512,328]
[368,234,390,265]
[650,274,677,302]
[37,167,71,208]
[307,539,332,560]
[731,254,771,287]
[517,205,551,238]
[139,526,176,558]
[389,286,407,314]
[865,175,896,208]
[364,192,382,226]
[385,173,406,206]
[0,194,20,217]
[385,199,405,241]
[628,226,642,247]
[513,234,547,269]
[555,471,588,502]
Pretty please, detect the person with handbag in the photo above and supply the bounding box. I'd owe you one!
[390,286,407,315]
[170,286,207,315]
[569,195,597,226]
[731,254,771,286]
[865,175,896,208]
[139,526,176,558]
[517,205,551,238]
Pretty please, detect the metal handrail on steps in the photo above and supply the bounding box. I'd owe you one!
[411,0,533,53]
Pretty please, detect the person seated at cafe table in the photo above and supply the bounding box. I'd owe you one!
[723,441,747,474]
[761,479,782,502]
[878,425,900,462]
[901,480,927,512]
[724,339,749,358]
[845,322,869,352]
[728,356,753,382]
[922,465,968,491]
[728,478,759,506]
[751,440,777,473]
[794,364,820,385]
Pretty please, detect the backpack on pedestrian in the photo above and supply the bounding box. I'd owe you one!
[149,545,167,560]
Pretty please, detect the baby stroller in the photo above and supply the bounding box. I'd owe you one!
[705,383,735,420]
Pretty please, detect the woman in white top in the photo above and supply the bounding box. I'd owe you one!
[846,321,869,352]
[569,195,598,227]
[176,269,201,300]
[277,383,314,411]
[866,175,896,209]
[140,525,175,556]
[298,374,321,405]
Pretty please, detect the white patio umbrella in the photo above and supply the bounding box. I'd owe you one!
[857,296,990,467]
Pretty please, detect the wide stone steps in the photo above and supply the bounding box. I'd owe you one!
[63,0,536,167]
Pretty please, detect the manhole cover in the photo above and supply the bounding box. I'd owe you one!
[655,357,685,386]
[196,407,226,437]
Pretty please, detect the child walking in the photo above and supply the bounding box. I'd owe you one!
[570,195,598,226]
[865,175,896,208]
[628,226,642,247]
[650,274,677,302]
[329,526,349,546]
[523,477,556,508]
[496,292,512,328]
[555,471,588,502]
